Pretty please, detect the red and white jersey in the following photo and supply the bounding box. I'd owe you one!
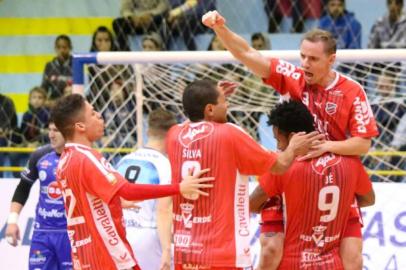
[166,121,277,268]
[259,153,372,270]
[263,58,379,141]
[56,143,137,270]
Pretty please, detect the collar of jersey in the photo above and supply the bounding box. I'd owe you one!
[325,70,339,91]
[65,143,92,150]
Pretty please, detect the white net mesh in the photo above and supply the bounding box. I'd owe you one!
[84,58,406,183]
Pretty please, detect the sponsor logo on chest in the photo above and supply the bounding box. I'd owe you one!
[179,122,214,147]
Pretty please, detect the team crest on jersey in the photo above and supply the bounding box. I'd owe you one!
[179,122,214,148]
[311,153,341,175]
[325,102,337,115]
[180,203,194,229]
[47,181,63,200]
[39,170,47,181]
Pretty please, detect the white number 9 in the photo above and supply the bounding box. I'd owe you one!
[318,185,340,222]
[181,160,201,200]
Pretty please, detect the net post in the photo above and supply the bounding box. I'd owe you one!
[72,53,98,95]
[134,64,144,148]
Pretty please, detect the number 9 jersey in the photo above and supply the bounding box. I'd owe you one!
[259,153,373,270]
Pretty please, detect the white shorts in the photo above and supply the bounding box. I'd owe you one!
[126,227,162,270]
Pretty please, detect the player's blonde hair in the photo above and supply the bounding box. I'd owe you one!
[301,29,337,55]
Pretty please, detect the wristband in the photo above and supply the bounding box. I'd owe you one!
[7,212,19,224]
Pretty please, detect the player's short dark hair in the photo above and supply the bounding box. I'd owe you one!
[55,34,72,49]
[50,94,86,139]
[182,79,219,122]
[388,0,403,7]
[251,32,266,42]
[148,108,177,136]
[268,100,315,135]
[302,29,337,55]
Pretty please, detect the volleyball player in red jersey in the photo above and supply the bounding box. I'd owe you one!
[250,100,375,269]
[202,11,379,269]
[166,80,323,270]
[50,94,214,270]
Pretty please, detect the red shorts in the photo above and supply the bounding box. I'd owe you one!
[260,221,284,234]
[343,217,362,238]
[175,264,250,270]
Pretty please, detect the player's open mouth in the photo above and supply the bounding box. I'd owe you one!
[304,71,313,78]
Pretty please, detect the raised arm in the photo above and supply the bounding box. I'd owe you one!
[202,10,270,78]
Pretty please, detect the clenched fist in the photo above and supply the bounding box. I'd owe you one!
[202,10,226,29]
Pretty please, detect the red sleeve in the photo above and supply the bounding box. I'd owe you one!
[117,182,180,200]
[229,124,277,175]
[348,88,379,138]
[355,162,373,195]
[81,152,127,204]
[262,58,305,100]
[258,171,283,197]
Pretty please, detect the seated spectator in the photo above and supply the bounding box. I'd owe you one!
[251,32,271,50]
[207,35,225,51]
[102,79,137,149]
[112,0,169,51]
[371,67,405,146]
[319,0,361,49]
[90,26,119,52]
[20,87,50,148]
[389,112,406,182]
[87,26,134,111]
[0,93,18,177]
[263,0,323,33]
[142,32,164,51]
[368,0,406,49]
[166,0,216,50]
[41,35,73,104]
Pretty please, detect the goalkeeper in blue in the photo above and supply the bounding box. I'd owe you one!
[116,108,177,270]
[6,122,72,270]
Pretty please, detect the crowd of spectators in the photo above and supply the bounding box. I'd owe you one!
[1,0,405,181]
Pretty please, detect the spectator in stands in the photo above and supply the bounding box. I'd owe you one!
[371,67,405,146]
[112,0,169,51]
[0,93,18,177]
[166,0,216,50]
[319,0,361,49]
[263,0,322,33]
[389,113,406,182]
[87,26,134,111]
[207,35,225,51]
[20,87,50,147]
[142,32,164,51]
[102,78,137,149]
[90,26,118,52]
[368,0,406,49]
[41,35,73,104]
[251,32,271,50]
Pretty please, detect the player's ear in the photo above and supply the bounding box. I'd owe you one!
[204,104,214,119]
[328,53,336,66]
[74,122,86,132]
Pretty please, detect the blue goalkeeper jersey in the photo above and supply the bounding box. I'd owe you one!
[21,144,66,230]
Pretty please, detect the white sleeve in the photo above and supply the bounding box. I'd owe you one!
[156,154,172,185]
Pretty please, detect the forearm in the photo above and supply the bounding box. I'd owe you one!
[12,180,33,206]
[325,137,371,156]
[9,202,23,215]
[249,185,269,213]
[157,197,173,253]
[213,26,270,78]
[270,148,295,174]
[117,182,179,201]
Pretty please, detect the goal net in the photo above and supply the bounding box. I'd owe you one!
[77,50,406,183]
